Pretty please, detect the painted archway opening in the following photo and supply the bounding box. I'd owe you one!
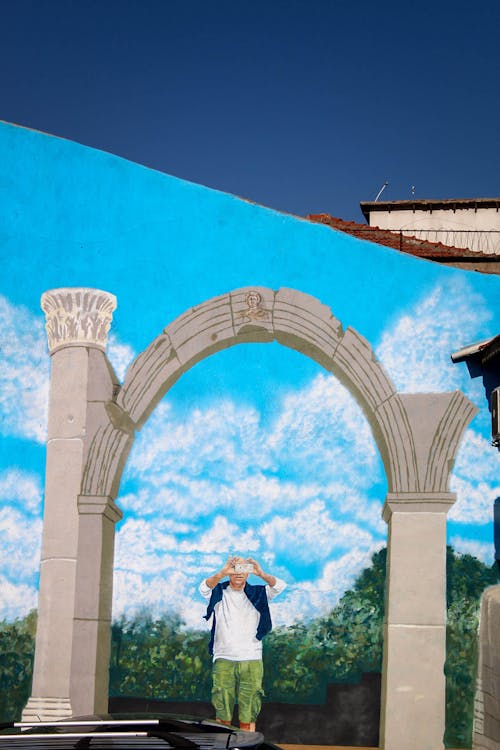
[109,338,389,742]
[25,286,476,750]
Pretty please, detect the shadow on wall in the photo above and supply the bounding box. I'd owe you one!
[109,673,381,746]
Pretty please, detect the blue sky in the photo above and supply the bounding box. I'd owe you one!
[0,1,499,627]
[0,0,499,220]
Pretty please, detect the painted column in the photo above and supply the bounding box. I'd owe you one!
[69,495,122,716]
[380,493,455,750]
[23,288,117,721]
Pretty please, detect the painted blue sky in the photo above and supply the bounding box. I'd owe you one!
[0,0,499,220]
[0,122,499,628]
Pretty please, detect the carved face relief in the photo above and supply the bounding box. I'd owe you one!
[240,290,270,322]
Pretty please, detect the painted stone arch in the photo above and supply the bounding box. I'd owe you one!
[26,286,477,750]
[83,285,474,499]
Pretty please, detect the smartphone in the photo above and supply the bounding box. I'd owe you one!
[234,563,254,573]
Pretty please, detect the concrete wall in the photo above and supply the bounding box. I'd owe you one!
[1,121,499,748]
[474,586,500,750]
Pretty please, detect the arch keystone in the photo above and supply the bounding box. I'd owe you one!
[230,286,275,342]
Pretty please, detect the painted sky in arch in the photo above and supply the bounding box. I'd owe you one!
[0,122,499,626]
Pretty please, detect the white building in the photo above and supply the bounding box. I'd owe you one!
[360,197,500,256]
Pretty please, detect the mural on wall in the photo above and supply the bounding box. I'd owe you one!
[0,121,499,747]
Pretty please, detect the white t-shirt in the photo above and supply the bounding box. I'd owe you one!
[199,578,286,662]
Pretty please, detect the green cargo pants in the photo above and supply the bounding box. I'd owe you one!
[211,658,264,724]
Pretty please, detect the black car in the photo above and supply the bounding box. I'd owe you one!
[0,714,278,750]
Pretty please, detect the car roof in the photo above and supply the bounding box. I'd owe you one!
[0,715,271,750]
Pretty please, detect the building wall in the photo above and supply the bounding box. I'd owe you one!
[1,121,500,746]
[367,206,500,254]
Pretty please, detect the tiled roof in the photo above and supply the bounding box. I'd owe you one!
[306,213,497,262]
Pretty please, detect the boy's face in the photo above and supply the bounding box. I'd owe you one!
[228,557,249,590]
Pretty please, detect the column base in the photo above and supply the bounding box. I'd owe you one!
[22,697,73,722]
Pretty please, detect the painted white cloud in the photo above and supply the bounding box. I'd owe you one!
[112,367,389,626]
[0,467,43,618]
[115,518,182,575]
[315,546,384,593]
[112,569,207,629]
[259,500,374,564]
[449,429,500,524]
[0,468,43,514]
[271,545,385,626]
[0,295,136,443]
[320,483,386,534]
[0,295,136,619]
[0,468,43,614]
[0,507,42,580]
[128,400,271,480]
[376,279,499,532]
[107,333,135,382]
[268,373,380,486]
[114,364,387,619]
[0,295,49,443]
[376,277,491,394]
[0,575,38,621]
[125,373,384,522]
[178,516,260,554]
[449,536,495,564]
[114,514,260,578]
[112,531,384,628]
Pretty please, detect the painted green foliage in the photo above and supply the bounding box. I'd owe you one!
[444,549,499,748]
[0,610,37,720]
[0,549,496,748]
[263,550,387,703]
[109,614,212,700]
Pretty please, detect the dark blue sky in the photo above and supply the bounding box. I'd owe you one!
[1,0,498,220]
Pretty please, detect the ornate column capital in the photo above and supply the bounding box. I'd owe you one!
[41,288,117,353]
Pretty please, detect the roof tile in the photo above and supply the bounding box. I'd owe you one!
[306,213,497,262]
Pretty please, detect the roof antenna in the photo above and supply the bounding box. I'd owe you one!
[375,181,389,202]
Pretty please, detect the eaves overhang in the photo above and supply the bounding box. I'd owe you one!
[451,335,500,365]
[360,197,500,223]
